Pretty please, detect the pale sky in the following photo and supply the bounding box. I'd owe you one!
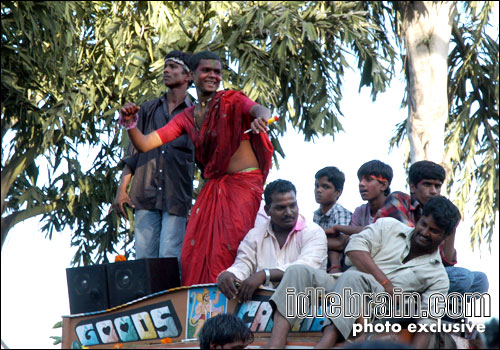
[1,8,499,348]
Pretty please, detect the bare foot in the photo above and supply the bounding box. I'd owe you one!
[314,324,338,349]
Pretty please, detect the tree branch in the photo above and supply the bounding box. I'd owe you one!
[451,22,499,160]
[1,146,40,215]
[1,202,63,249]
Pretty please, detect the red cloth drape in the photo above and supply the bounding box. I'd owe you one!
[180,90,273,285]
[181,170,264,285]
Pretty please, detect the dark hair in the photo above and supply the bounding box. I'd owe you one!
[164,50,191,72]
[199,314,254,349]
[189,50,222,72]
[409,160,445,186]
[264,179,297,206]
[357,160,393,196]
[315,166,345,192]
[422,196,461,236]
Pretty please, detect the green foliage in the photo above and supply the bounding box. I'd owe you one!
[390,1,498,247]
[445,1,498,248]
[2,1,496,265]
[217,1,396,142]
[1,1,394,264]
[50,320,62,345]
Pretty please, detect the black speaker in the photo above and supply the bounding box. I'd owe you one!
[107,258,180,308]
[66,264,109,314]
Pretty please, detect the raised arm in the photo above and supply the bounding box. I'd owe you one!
[119,102,184,153]
[127,127,163,153]
[119,102,163,152]
[440,229,457,264]
[440,218,460,265]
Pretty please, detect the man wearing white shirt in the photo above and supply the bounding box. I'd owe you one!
[217,179,327,302]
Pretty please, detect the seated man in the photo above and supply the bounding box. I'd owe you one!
[199,313,254,349]
[266,196,461,349]
[323,160,394,267]
[351,160,393,227]
[217,179,327,302]
[374,160,489,296]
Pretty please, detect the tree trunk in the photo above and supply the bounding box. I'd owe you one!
[402,1,454,169]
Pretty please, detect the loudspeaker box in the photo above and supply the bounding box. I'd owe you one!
[66,264,109,314]
[106,257,180,308]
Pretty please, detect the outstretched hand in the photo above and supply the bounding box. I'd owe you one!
[120,102,140,122]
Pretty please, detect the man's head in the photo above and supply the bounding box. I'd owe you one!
[264,179,298,232]
[357,160,393,200]
[190,51,222,95]
[412,196,461,253]
[199,314,254,349]
[163,50,192,88]
[408,161,445,205]
[314,166,345,206]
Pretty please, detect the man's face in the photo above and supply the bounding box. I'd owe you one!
[314,176,340,206]
[410,179,443,205]
[265,191,299,232]
[193,59,222,94]
[411,214,446,252]
[163,59,189,88]
[359,175,387,201]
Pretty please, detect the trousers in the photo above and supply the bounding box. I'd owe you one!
[134,209,187,267]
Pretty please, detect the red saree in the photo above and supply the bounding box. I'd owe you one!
[156,90,273,285]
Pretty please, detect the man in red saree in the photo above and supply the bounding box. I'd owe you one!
[119,51,274,285]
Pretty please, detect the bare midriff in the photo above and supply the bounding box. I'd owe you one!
[226,140,259,174]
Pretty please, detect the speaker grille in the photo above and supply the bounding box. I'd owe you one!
[66,265,109,314]
[107,258,180,308]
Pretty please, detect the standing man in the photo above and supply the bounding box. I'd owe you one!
[118,51,274,286]
[112,50,195,267]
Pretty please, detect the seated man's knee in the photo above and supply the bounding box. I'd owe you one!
[473,271,489,293]
[337,269,365,283]
[446,266,473,290]
[286,264,312,277]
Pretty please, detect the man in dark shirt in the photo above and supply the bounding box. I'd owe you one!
[112,50,195,265]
